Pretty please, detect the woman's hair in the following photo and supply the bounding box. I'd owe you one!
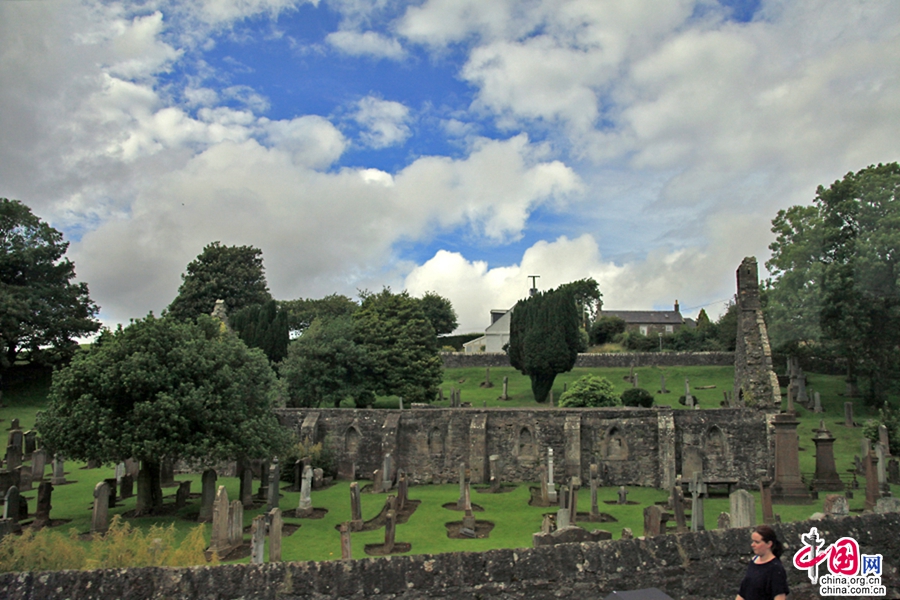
[754,525,784,558]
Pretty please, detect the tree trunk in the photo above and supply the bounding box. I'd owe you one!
[530,372,556,403]
[135,459,165,515]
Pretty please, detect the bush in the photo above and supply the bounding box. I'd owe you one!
[622,387,654,407]
[863,403,900,455]
[559,375,620,407]
[281,434,336,480]
[618,330,659,352]
[590,316,626,345]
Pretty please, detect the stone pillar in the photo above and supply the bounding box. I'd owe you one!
[489,455,501,493]
[589,464,599,518]
[547,449,557,503]
[381,454,393,492]
[457,462,466,509]
[813,391,822,413]
[468,414,488,484]
[384,509,396,553]
[672,476,687,533]
[569,477,578,525]
[340,522,352,560]
[759,478,774,524]
[91,482,110,534]
[297,465,313,517]
[771,413,812,502]
[732,257,781,408]
[199,469,217,522]
[690,472,706,532]
[844,402,855,427]
[729,489,756,528]
[656,408,676,490]
[268,507,282,562]
[33,481,52,527]
[812,425,844,491]
[267,459,280,511]
[349,482,363,530]
[865,450,879,511]
[239,462,254,509]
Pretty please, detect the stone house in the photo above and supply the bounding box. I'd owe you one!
[600,301,688,336]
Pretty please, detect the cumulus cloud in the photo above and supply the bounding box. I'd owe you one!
[326,30,406,59]
[352,96,413,148]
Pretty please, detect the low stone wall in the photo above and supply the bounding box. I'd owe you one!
[4,512,898,599]
[441,352,735,369]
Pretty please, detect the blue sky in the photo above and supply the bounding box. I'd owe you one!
[1,0,898,333]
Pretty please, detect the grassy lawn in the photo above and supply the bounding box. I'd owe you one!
[1,363,897,569]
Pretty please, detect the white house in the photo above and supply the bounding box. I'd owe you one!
[462,308,513,354]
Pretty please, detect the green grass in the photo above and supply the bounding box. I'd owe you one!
[2,363,898,569]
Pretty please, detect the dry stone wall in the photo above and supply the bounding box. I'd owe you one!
[275,407,771,489]
[4,512,898,599]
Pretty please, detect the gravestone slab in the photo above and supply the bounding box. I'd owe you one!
[91,482,110,534]
[729,489,755,528]
[823,494,849,517]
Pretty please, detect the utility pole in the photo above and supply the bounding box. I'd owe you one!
[528,275,540,296]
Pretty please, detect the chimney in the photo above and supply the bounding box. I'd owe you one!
[674,300,680,313]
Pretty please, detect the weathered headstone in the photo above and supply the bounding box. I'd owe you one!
[643,505,664,537]
[617,485,628,505]
[844,402,854,427]
[874,497,900,514]
[539,464,550,506]
[267,459,280,511]
[176,480,191,509]
[556,507,570,529]
[297,465,313,517]
[91,482,110,534]
[31,448,47,482]
[291,460,302,492]
[865,450,879,511]
[135,467,152,514]
[759,478,774,524]
[690,471,707,532]
[397,472,408,510]
[3,486,20,523]
[103,477,117,508]
[730,489,756,528]
[590,463,600,518]
[879,425,891,456]
[717,512,731,529]
[250,515,267,564]
[340,522,352,559]
[382,454,393,493]
[33,481,52,527]
[50,455,66,485]
[209,486,230,554]
[256,460,269,500]
[6,444,22,471]
[547,449,557,503]
[198,469,216,522]
[812,424,843,491]
[115,462,125,482]
[621,527,633,540]
[541,514,553,534]
[239,463,254,509]
[9,418,19,431]
[23,431,36,457]
[349,482,363,530]
[501,376,509,400]
[813,391,822,413]
[125,458,139,478]
[457,462,466,509]
[160,459,175,487]
[227,500,244,552]
[268,509,284,561]
[672,476,687,532]
[823,494,849,517]
[489,455,501,493]
[16,465,31,492]
[384,509,396,553]
[313,467,323,489]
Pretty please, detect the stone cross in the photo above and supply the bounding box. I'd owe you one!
[590,463,599,517]
[349,482,363,530]
[617,485,628,505]
[643,505,664,537]
[199,469,217,522]
[250,515,267,564]
[297,465,313,516]
[729,489,756,528]
[340,522,352,559]
[844,402,854,427]
[91,481,110,534]
[689,471,707,532]
[268,508,283,562]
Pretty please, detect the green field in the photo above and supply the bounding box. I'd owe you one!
[1,364,896,568]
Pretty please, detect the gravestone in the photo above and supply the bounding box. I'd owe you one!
[176,480,191,509]
[16,465,31,492]
[267,459,280,511]
[590,464,600,518]
[844,402,854,427]
[643,505,663,537]
[384,509,396,553]
[771,413,811,502]
[539,465,550,506]
[103,477,117,508]
[7,429,22,454]
[621,528,633,540]
[297,465,313,517]
[199,469,216,522]
[209,486,230,554]
[759,478,774,524]
[3,486,20,523]
[115,462,125,482]
[812,424,843,491]
[547,449,557,503]
[684,378,693,407]
[239,463,253,509]
[875,443,888,493]
[730,489,755,528]
[874,497,900,514]
[291,460,302,492]
[556,507,570,529]
[660,374,668,394]
[349,482,362,530]
[372,469,384,493]
[160,459,175,488]
[717,512,731,529]
[879,424,891,456]
[313,468,323,489]
[257,460,269,500]
[457,462,466,509]
[268,508,283,562]
[382,454,393,492]
[0,471,11,499]
[864,450,879,511]
[489,455,501,493]
[501,376,509,400]
[671,476,687,533]
[250,515,266,564]
[91,482,110,534]
[228,500,244,552]
[135,467,152,514]
[888,459,900,485]
[541,514,553,534]
[6,444,21,471]
[33,481,52,527]
[340,522,352,559]
[31,448,47,482]
[397,472,408,510]
[23,431,36,457]
[50,455,66,485]
[690,471,707,532]
[8,418,19,431]
[569,477,578,525]
[813,392,822,413]
[823,494,849,517]
[617,486,628,505]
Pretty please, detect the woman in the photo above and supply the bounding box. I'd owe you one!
[736,525,790,600]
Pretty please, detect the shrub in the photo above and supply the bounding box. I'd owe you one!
[559,375,620,407]
[618,330,658,352]
[590,316,626,345]
[281,434,336,480]
[863,403,900,455]
[622,387,654,407]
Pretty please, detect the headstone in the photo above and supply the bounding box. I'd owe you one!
[267,459,280,510]
[457,462,466,509]
[539,465,550,506]
[875,443,888,492]
[3,486,20,523]
[291,460,302,492]
[621,527,633,540]
[160,459,175,487]
[340,522,352,559]
[33,481,52,527]
[590,464,599,517]
[501,376,509,400]
[541,513,553,534]
[384,509,396,553]
[865,450,879,511]
[297,465,313,517]
[135,466,152,514]
[547,449,557,503]
[643,505,663,537]
[91,482,110,534]
[257,460,269,500]
[717,512,731,529]
[889,459,900,485]
[874,497,900,514]
[228,500,244,551]
[730,489,756,528]
[569,477,578,524]
[199,469,217,522]
[114,462,125,482]
[349,482,363,530]
[31,448,47,482]
[690,471,707,532]
[490,455,501,493]
[5,444,21,471]
[771,413,812,502]
[633,372,638,389]
[879,425,891,456]
[759,478,774,524]
[382,454,393,492]
[797,372,808,406]
[9,418,19,431]
[23,431,36,457]
[103,477,117,507]
[397,472,408,510]
[672,477,687,532]
[313,467,323,489]
[617,486,628,505]
[50,455,66,485]
[250,515,267,564]
[813,391,822,413]
[176,480,191,509]
[684,378,693,407]
[7,429,23,453]
[239,463,254,509]
[823,494,849,517]
[263,507,281,563]
[844,402,854,427]
[16,465,31,492]
[660,374,667,394]
[210,486,230,554]
[812,424,844,491]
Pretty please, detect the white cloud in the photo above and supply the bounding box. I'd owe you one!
[263,115,347,169]
[326,30,406,59]
[352,96,412,148]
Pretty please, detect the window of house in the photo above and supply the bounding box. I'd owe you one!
[640,325,648,335]
[666,325,673,333]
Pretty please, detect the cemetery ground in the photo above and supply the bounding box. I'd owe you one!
[1,364,898,571]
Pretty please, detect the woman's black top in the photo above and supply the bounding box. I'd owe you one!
[738,556,790,600]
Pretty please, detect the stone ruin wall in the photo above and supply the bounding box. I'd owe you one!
[4,511,898,599]
[733,257,782,409]
[274,407,772,489]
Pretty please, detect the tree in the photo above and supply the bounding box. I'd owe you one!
[0,198,100,368]
[231,299,289,363]
[416,292,458,336]
[766,163,900,402]
[508,282,583,403]
[590,315,626,345]
[278,315,374,408]
[559,278,603,328]
[167,242,271,321]
[35,314,289,514]
[353,288,442,403]
[280,294,358,335]
[558,375,619,407]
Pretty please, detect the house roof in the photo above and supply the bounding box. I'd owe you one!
[601,310,683,325]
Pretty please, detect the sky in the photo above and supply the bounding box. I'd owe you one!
[2,0,899,334]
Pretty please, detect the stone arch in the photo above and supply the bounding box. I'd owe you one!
[344,426,361,456]
[601,426,629,461]
[517,426,536,459]
[428,426,444,456]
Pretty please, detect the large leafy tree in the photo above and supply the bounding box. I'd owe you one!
[36,314,289,514]
[280,294,358,336]
[416,292,458,336]
[278,315,374,408]
[0,198,100,368]
[766,162,900,401]
[167,242,272,321]
[508,282,586,403]
[231,299,289,363]
[354,288,442,403]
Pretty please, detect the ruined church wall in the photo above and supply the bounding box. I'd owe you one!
[275,408,770,489]
[4,512,898,599]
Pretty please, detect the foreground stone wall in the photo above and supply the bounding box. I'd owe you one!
[4,512,897,599]
[275,407,770,489]
[441,351,735,369]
